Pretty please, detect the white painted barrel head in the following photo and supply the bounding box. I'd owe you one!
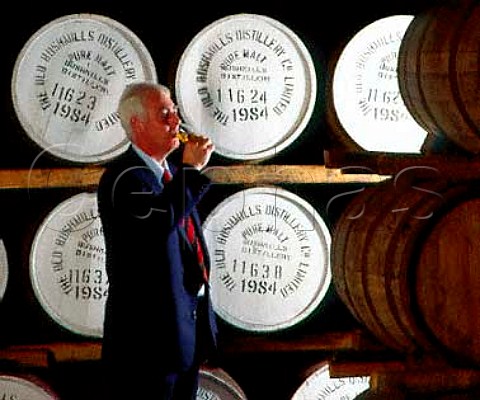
[11,13,157,164]
[175,13,317,161]
[0,375,59,400]
[331,15,427,152]
[290,363,370,400]
[203,186,331,332]
[0,239,9,302]
[30,192,107,337]
[198,367,247,400]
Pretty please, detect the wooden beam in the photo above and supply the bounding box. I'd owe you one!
[0,167,104,189]
[0,347,51,368]
[45,341,102,363]
[0,165,389,189]
[204,165,390,184]
[6,342,102,363]
[324,149,480,180]
[220,330,377,353]
[372,368,480,393]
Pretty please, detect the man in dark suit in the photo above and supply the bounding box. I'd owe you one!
[97,82,218,399]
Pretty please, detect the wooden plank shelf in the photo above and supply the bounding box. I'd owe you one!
[0,165,389,189]
[324,149,480,180]
[0,167,104,190]
[331,360,480,393]
[372,368,480,393]
[203,165,389,184]
[0,346,51,368]
[0,342,102,365]
[219,329,387,354]
[0,329,386,365]
[1,335,479,395]
[329,350,480,394]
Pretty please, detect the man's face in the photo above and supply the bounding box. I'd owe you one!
[134,89,181,159]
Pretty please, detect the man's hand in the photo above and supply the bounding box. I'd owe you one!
[182,135,215,170]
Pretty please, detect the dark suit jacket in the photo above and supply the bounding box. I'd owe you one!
[97,147,218,378]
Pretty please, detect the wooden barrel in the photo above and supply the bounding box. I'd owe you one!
[198,366,247,399]
[11,13,156,164]
[326,15,427,153]
[175,13,317,162]
[332,178,480,366]
[0,374,59,400]
[202,186,332,333]
[290,362,370,400]
[0,239,9,303]
[29,192,107,337]
[397,0,480,154]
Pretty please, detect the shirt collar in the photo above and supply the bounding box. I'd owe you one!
[132,144,169,183]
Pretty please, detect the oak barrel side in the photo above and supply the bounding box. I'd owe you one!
[415,198,480,367]
[397,0,480,153]
[332,178,477,359]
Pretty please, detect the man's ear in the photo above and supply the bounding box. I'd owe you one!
[130,116,144,141]
[130,115,142,133]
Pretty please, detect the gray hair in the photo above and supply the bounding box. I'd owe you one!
[117,82,171,140]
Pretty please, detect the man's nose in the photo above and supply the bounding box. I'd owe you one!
[169,111,181,125]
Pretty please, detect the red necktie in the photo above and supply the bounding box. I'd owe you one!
[162,169,173,185]
[181,216,208,283]
[163,169,208,283]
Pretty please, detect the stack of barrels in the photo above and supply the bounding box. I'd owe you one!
[330,1,480,398]
[332,0,480,399]
[331,0,480,369]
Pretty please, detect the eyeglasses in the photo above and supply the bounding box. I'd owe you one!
[160,105,179,121]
